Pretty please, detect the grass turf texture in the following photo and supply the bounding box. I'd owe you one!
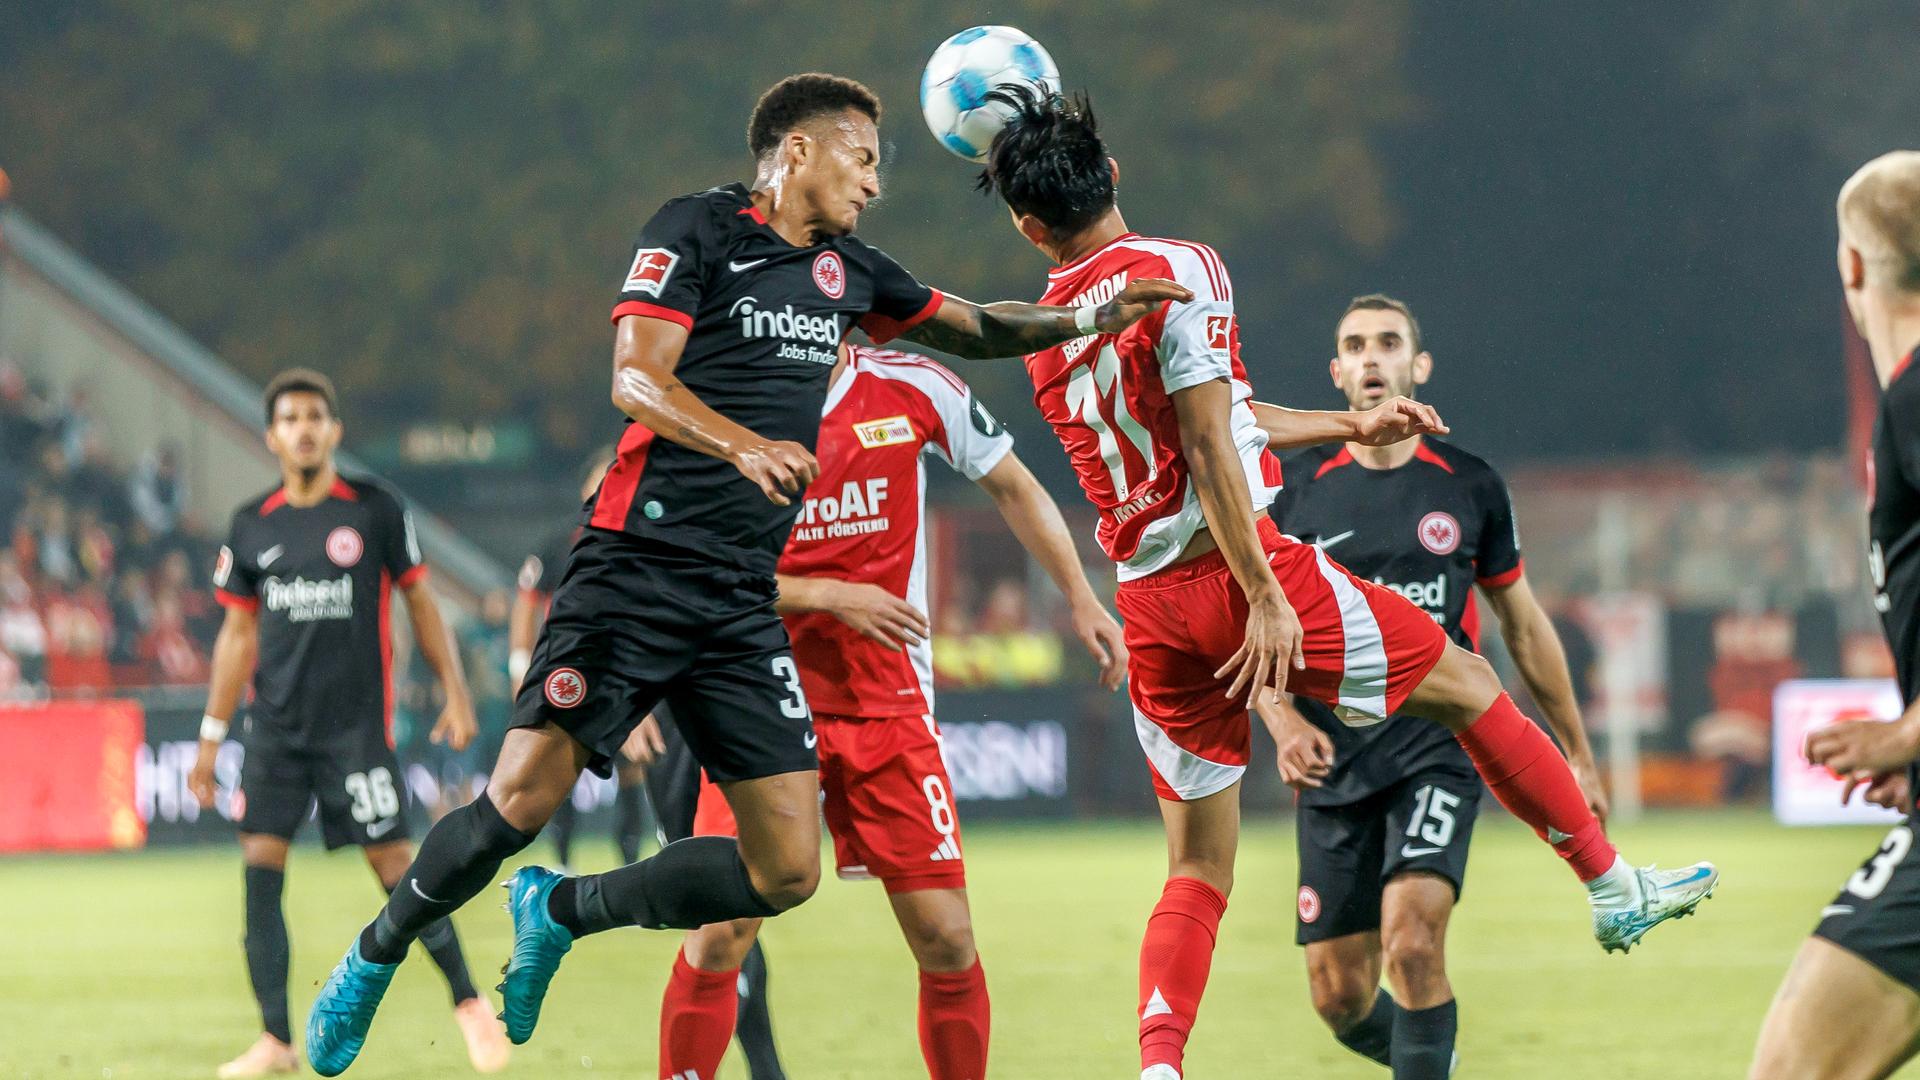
[0,811,1896,1078]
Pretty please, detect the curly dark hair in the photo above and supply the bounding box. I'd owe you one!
[976,84,1114,241]
[262,368,338,426]
[747,73,882,160]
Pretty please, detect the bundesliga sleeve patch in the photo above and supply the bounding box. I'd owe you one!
[1204,314,1233,354]
[622,247,680,296]
[969,395,1004,438]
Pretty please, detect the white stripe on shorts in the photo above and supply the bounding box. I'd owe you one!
[1132,703,1245,801]
[1311,546,1391,726]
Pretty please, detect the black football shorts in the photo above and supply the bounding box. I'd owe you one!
[511,528,817,783]
[236,729,411,850]
[1295,763,1481,945]
[1814,816,1920,994]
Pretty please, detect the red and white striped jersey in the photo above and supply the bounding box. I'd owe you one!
[778,346,1015,716]
[1027,233,1280,580]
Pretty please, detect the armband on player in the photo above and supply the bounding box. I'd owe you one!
[199,714,230,743]
[1074,304,1099,336]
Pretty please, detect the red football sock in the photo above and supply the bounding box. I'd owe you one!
[1138,876,1228,1073]
[1455,693,1616,882]
[918,959,990,1080]
[658,948,739,1080]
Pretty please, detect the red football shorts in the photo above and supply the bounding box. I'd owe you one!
[1116,516,1450,802]
[691,712,966,894]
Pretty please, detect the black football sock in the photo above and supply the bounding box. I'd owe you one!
[359,793,535,964]
[735,939,788,1080]
[1336,987,1399,1067]
[613,781,648,865]
[405,897,480,1004]
[1391,999,1456,1079]
[546,836,781,936]
[243,864,293,1044]
[549,797,577,867]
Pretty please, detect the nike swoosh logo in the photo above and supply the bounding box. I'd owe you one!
[409,878,441,903]
[1822,904,1855,918]
[258,545,284,567]
[367,818,398,839]
[803,730,818,749]
[1547,827,1573,843]
[1400,844,1444,858]
[728,258,768,272]
[1315,530,1355,551]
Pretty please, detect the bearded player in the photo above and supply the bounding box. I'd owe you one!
[649,340,1125,1080]
[304,73,1187,1076]
[971,87,1716,1080]
[1261,294,1608,1078]
[1749,151,1920,1080]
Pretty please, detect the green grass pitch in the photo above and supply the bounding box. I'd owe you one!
[0,811,1904,1078]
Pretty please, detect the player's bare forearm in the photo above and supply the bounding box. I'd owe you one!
[508,594,540,655]
[613,314,762,460]
[1254,694,1307,741]
[901,278,1194,359]
[1486,576,1593,762]
[977,454,1101,610]
[1250,402,1362,450]
[403,582,471,704]
[203,606,259,727]
[1172,380,1283,602]
[773,573,838,615]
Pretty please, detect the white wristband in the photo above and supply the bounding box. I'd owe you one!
[1074,304,1099,335]
[509,649,532,686]
[199,714,230,743]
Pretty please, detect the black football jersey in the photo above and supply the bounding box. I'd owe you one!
[592,182,941,576]
[1273,438,1523,805]
[1870,348,1920,789]
[213,476,425,751]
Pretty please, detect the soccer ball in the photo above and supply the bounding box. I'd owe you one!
[920,26,1061,163]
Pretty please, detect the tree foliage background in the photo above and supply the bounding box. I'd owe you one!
[2,0,1918,477]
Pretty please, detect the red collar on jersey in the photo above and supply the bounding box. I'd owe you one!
[1893,344,1920,386]
[261,477,357,515]
[1314,440,1452,478]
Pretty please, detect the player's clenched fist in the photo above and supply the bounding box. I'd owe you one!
[733,439,819,506]
[1094,277,1195,334]
[188,745,219,809]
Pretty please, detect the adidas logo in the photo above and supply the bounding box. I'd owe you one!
[1142,987,1173,1019]
[929,836,962,862]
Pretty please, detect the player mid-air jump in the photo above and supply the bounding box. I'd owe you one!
[969,85,1717,1080]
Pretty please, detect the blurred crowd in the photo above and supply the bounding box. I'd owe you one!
[0,362,219,699]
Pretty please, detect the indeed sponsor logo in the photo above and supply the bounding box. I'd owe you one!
[1376,573,1446,615]
[264,574,354,622]
[730,296,843,365]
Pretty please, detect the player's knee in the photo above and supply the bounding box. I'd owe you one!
[748,854,821,911]
[1307,966,1375,1034]
[1420,647,1502,728]
[1167,858,1234,898]
[901,907,977,972]
[1381,925,1447,996]
[684,919,761,971]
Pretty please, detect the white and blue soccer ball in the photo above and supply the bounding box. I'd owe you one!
[919,26,1061,163]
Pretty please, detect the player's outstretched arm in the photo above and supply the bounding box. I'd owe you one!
[1250,397,1449,450]
[900,279,1193,359]
[974,452,1127,691]
[613,314,818,505]
[401,579,477,752]
[774,574,928,649]
[1171,377,1303,705]
[1483,573,1608,822]
[188,604,259,808]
